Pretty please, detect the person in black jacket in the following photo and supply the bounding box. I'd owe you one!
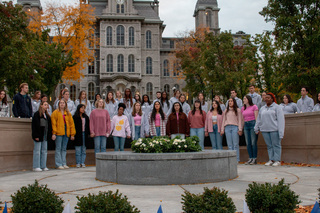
[73,104,90,168]
[13,83,32,118]
[32,101,52,172]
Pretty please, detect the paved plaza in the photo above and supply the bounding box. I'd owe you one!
[0,163,319,212]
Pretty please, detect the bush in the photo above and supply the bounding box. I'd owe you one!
[131,136,202,153]
[11,180,64,213]
[181,187,236,213]
[75,190,140,213]
[245,179,300,213]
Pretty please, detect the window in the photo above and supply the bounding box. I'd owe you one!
[106,54,113,72]
[88,82,95,101]
[163,60,169,76]
[170,40,174,48]
[88,60,95,74]
[206,10,212,28]
[70,85,76,101]
[117,54,124,72]
[106,26,112,45]
[173,62,181,76]
[174,84,180,91]
[117,25,125,46]
[128,54,135,72]
[89,29,94,48]
[146,30,151,49]
[117,4,124,13]
[164,84,170,94]
[59,84,66,92]
[129,27,134,46]
[146,83,153,99]
[146,57,152,74]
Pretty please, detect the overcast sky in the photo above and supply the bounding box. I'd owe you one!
[12,0,274,37]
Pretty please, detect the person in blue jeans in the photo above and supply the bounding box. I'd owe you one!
[205,100,223,150]
[241,95,259,165]
[188,100,206,150]
[73,104,90,168]
[221,98,243,162]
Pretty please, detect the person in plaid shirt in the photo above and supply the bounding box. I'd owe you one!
[149,101,167,137]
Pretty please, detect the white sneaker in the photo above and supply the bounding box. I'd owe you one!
[76,164,81,168]
[42,168,49,171]
[63,165,69,169]
[250,159,257,165]
[245,159,252,165]
[81,164,86,168]
[265,160,274,166]
[33,168,42,172]
[57,166,64,169]
[272,161,281,167]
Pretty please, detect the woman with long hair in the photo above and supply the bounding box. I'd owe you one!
[75,91,92,116]
[134,93,142,104]
[242,95,259,165]
[198,92,208,113]
[115,91,122,102]
[111,103,131,151]
[255,93,285,167]
[91,93,101,110]
[169,90,181,106]
[180,94,191,117]
[90,99,111,154]
[141,94,152,116]
[0,90,10,117]
[205,100,223,150]
[32,90,42,116]
[41,94,52,115]
[221,97,243,162]
[280,94,298,114]
[32,101,52,171]
[166,102,189,139]
[160,91,171,117]
[51,99,76,169]
[73,104,90,168]
[313,92,320,112]
[149,101,167,137]
[214,95,226,112]
[54,88,67,110]
[105,91,118,120]
[122,88,135,115]
[129,102,149,140]
[188,100,206,149]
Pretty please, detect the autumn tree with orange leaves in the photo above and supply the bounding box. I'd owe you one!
[28,1,96,82]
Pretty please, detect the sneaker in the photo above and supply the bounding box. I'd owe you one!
[42,168,49,171]
[245,159,253,165]
[81,164,86,168]
[57,166,64,169]
[76,164,81,168]
[33,168,42,172]
[265,160,274,166]
[250,159,257,165]
[272,161,281,167]
[63,165,69,169]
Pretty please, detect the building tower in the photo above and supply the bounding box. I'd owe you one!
[17,0,42,13]
[193,0,220,34]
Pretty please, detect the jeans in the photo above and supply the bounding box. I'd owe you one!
[94,136,107,154]
[156,127,161,136]
[55,135,69,167]
[209,124,223,150]
[244,120,258,159]
[190,127,205,150]
[33,140,47,169]
[75,132,86,165]
[224,125,240,161]
[134,125,141,140]
[261,131,282,162]
[113,136,126,151]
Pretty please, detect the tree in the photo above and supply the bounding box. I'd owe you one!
[260,0,320,100]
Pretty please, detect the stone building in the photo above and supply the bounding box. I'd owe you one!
[17,0,248,102]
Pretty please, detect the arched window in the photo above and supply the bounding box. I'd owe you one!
[164,84,170,94]
[70,85,76,101]
[59,84,66,92]
[106,26,112,46]
[206,10,212,28]
[128,54,135,72]
[146,30,151,49]
[163,60,169,76]
[117,4,124,13]
[131,86,136,96]
[173,62,181,76]
[117,54,124,72]
[88,60,95,74]
[117,25,125,46]
[88,82,95,101]
[146,83,153,99]
[106,54,113,72]
[146,57,152,74]
[129,27,134,46]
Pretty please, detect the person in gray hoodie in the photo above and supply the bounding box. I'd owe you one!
[313,92,320,112]
[248,85,262,106]
[280,94,298,114]
[179,94,191,117]
[254,93,285,167]
[297,87,314,113]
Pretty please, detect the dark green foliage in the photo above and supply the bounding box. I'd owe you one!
[11,180,64,213]
[245,179,300,213]
[75,190,140,213]
[181,187,236,213]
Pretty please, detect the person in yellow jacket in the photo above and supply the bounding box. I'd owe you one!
[51,99,76,169]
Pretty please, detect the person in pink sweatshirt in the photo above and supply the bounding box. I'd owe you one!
[111,103,131,151]
[90,99,111,154]
[221,97,243,162]
[188,100,206,150]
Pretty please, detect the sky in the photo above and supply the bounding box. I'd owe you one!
[11,0,274,37]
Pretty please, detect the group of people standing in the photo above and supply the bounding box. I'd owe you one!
[1,83,320,171]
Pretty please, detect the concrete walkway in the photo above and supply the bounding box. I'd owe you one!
[0,164,319,212]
